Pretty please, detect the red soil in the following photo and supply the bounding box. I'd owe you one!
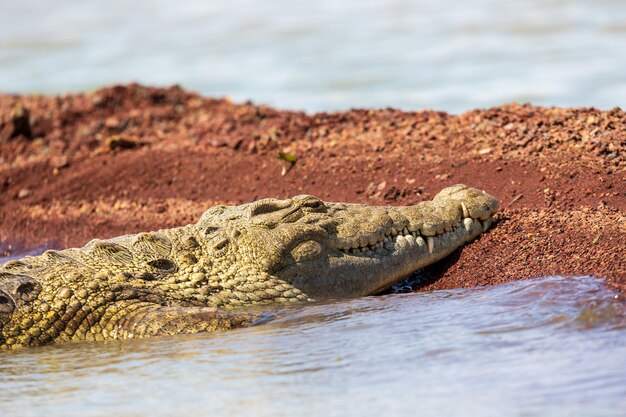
[1,84,624,293]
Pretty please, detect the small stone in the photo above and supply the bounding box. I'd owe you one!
[104,116,120,128]
[49,156,69,169]
[104,135,139,151]
[17,188,31,199]
[8,105,33,140]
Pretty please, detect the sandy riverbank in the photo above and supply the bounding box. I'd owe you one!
[1,84,624,293]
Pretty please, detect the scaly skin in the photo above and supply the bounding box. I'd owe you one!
[0,184,498,350]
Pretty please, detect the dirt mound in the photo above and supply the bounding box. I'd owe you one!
[1,84,624,293]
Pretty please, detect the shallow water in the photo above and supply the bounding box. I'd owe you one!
[1,0,625,112]
[0,275,624,417]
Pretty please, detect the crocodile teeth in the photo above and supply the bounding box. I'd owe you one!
[461,202,470,218]
[427,237,435,254]
[338,214,491,256]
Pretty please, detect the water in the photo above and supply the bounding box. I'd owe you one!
[0,275,624,417]
[1,0,625,112]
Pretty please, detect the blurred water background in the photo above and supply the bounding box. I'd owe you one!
[1,0,625,112]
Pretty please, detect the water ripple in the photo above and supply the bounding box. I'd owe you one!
[2,276,622,416]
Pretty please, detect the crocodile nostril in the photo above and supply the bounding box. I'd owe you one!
[0,291,15,315]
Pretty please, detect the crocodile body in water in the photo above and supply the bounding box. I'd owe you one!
[0,184,498,350]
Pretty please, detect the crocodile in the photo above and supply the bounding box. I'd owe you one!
[0,184,498,350]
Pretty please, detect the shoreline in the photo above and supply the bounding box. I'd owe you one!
[1,84,624,294]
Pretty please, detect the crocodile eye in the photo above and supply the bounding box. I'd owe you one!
[290,240,324,263]
[303,199,324,209]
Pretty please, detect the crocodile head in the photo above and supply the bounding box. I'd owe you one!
[197,184,498,299]
[0,184,497,349]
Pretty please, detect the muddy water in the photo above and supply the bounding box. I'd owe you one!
[1,0,625,112]
[0,275,624,417]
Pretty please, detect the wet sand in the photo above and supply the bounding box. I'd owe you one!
[1,84,624,293]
